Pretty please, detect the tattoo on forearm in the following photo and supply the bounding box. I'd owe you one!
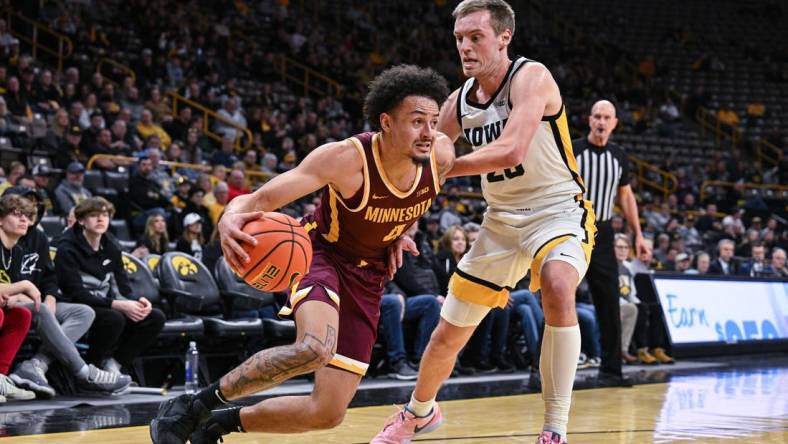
[221,324,336,398]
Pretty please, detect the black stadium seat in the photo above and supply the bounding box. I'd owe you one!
[121,252,203,337]
[157,252,263,338]
[214,258,296,343]
[39,215,65,239]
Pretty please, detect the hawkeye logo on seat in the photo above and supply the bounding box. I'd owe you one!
[122,256,138,274]
[172,256,198,276]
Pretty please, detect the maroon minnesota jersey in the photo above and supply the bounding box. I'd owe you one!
[308,132,440,272]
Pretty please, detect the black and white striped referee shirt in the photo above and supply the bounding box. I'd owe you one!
[573,138,631,223]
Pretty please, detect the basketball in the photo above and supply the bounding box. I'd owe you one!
[230,212,313,292]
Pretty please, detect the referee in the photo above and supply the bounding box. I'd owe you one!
[574,100,650,385]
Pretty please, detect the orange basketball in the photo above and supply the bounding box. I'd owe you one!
[230,212,312,293]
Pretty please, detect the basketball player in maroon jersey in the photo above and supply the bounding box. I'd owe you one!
[150,65,455,443]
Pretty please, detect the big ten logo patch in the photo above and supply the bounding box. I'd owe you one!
[251,263,281,291]
[171,256,198,277]
[122,255,138,274]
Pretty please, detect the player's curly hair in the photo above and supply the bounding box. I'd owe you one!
[363,64,450,130]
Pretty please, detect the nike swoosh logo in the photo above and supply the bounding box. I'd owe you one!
[413,416,435,434]
[102,259,112,266]
[559,253,575,259]
[372,194,387,200]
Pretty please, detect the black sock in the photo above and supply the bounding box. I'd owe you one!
[196,381,229,410]
[212,405,245,434]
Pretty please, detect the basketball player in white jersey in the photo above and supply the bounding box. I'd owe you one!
[371,1,595,443]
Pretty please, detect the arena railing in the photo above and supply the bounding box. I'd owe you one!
[3,9,73,73]
[271,54,342,97]
[755,139,782,169]
[167,92,253,152]
[699,180,788,204]
[628,155,678,200]
[85,154,276,186]
[696,106,742,147]
[96,57,136,86]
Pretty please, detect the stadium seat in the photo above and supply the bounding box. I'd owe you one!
[157,252,263,338]
[214,257,296,343]
[39,215,65,239]
[121,252,203,337]
[82,170,105,191]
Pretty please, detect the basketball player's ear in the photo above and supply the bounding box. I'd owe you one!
[499,30,511,50]
[380,112,392,133]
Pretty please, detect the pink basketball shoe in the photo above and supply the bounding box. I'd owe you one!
[370,403,443,444]
[536,431,568,443]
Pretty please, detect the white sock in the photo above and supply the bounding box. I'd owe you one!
[539,324,581,436]
[76,364,90,381]
[407,393,435,417]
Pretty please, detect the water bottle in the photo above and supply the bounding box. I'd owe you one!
[184,341,199,394]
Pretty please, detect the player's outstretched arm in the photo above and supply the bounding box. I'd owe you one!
[447,63,562,178]
[219,140,363,268]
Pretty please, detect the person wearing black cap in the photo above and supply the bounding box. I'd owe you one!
[53,125,87,171]
[31,165,56,217]
[0,190,131,397]
[53,161,92,216]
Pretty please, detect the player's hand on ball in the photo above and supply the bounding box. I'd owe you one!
[219,211,264,271]
[386,235,419,281]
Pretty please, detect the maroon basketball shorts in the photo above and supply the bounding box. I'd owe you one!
[278,242,385,375]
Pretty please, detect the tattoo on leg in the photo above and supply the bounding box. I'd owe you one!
[221,324,336,399]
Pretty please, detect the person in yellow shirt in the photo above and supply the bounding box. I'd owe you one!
[206,181,229,225]
[136,109,172,148]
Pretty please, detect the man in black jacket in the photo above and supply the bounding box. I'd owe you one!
[129,154,173,235]
[54,197,165,374]
[0,190,130,397]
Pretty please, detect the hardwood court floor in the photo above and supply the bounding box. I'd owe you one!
[5,369,786,444]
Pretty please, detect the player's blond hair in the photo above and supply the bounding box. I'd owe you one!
[452,0,515,37]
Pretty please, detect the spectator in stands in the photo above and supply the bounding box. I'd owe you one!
[771,248,787,277]
[0,284,34,402]
[136,109,171,149]
[128,154,171,234]
[260,152,278,175]
[739,241,769,277]
[55,197,165,375]
[31,165,55,215]
[215,96,247,141]
[242,150,261,174]
[211,134,239,169]
[674,252,692,273]
[181,186,213,241]
[54,161,91,216]
[176,213,206,260]
[144,88,171,123]
[163,106,192,144]
[709,239,739,276]
[206,181,229,225]
[277,150,298,173]
[510,286,545,370]
[88,128,123,171]
[432,225,467,295]
[226,169,250,201]
[686,252,711,274]
[736,228,760,258]
[42,108,70,151]
[53,125,87,170]
[110,119,137,153]
[614,235,639,365]
[1,189,130,397]
[145,148,175,199]
[132,213,170,258]
[182,128,205,164]
[3,76,29,117]
[463,221,481,245]
[81,111,105,153]
[379,279,440,380]
[0,161,24,196]
[170,176,192,211]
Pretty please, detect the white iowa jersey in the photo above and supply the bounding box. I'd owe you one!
[457,57,585,210]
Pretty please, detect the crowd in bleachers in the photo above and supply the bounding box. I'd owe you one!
[0,0,786,401]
